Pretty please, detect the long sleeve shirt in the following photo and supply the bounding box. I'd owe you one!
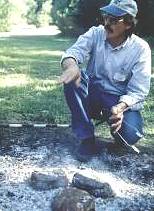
[61,25,151,110]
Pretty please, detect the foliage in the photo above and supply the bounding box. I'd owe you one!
[51,0,82,35]
[25,0,38,26]
[51,0,109,35]
[76,0,110,29]
[26,0,52,27]
[0,0,29,32]
[136,0,154,36]
[9,0,30,27]
[37,1,52,26]
[0,0,12,32]
[51,0,112,35]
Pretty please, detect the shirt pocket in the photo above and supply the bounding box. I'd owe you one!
[113,65,131,84]
[113,72,127,83]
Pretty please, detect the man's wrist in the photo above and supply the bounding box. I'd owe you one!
[118,102,128,111]
[61,57,77,70]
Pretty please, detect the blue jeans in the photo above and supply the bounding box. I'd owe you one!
[64,71,143,145]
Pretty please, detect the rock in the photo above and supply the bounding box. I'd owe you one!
[30,170,69,191]
[51,187,95,211]
[72,173,115,199]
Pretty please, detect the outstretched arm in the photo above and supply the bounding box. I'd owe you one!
[58,57,81,87]
[58,27,96,86]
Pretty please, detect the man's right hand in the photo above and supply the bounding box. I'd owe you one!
[58,58,81,87]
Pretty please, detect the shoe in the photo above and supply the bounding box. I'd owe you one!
[75,137,99,162]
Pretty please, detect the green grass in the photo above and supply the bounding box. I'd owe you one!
[0,35,75,124]
[0,34,153,148]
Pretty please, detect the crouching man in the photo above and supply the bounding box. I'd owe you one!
[58,0,151,162]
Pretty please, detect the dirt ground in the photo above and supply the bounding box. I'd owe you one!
[0,126,153,211]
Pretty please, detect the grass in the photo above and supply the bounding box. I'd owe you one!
[0,35,75,124]
[0,33,153,148]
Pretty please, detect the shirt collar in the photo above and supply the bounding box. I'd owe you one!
[104,30,131,51]
[113,37,130,50]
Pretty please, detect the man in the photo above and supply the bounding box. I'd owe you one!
[58,0,151,162]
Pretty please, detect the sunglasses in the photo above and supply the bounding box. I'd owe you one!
[102,14,124,25]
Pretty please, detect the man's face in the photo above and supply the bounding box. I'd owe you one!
[103,15,130,41]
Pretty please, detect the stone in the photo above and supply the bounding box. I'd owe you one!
[72,173,115,199]
[30,170,69,191]
[51,187,95,211]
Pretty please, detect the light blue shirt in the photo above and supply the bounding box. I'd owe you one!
[61,25,151,110]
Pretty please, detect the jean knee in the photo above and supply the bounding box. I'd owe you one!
[112,110,144,145]
[123,129,143,145]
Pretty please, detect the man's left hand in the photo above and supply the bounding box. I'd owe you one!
[109,102,128,134]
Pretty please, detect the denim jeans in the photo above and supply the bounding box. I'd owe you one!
[64,71,143,145]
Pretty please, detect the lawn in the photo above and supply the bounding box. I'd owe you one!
[0,35,75,124]
[0,34,153,147]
